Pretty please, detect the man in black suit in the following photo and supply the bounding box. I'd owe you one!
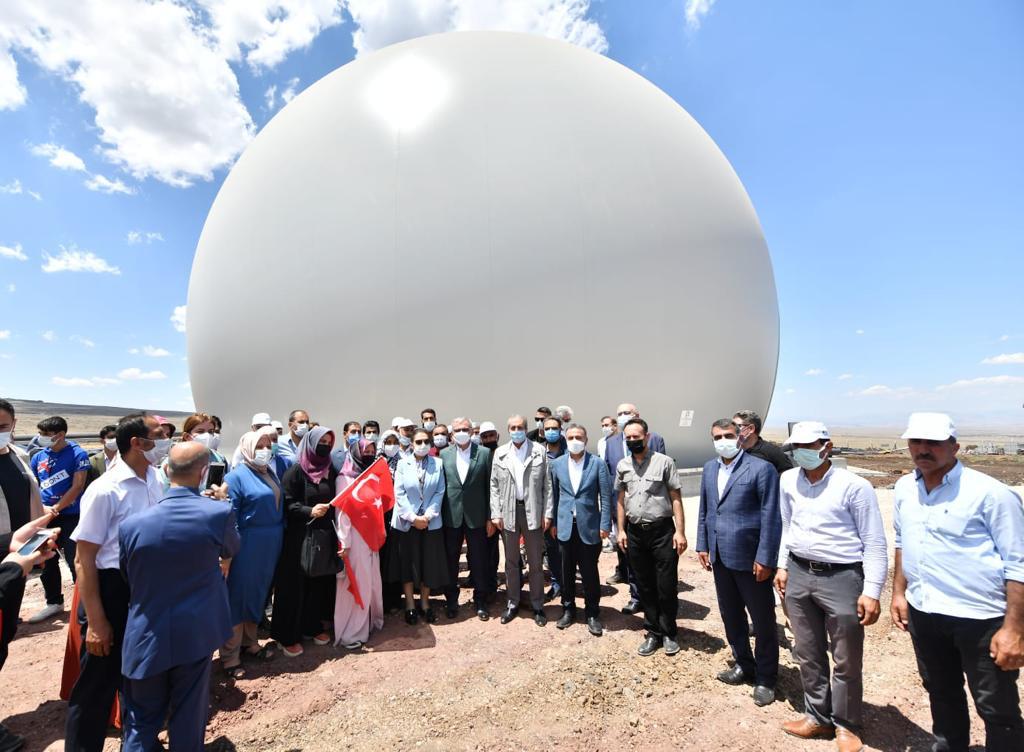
[604,402,666,614]
[440,417,494,620]
[526,407,552,443]
[733,410,793,475]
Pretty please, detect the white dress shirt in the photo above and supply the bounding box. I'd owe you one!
[510,440,530,500]
[895,461,1024,620]
[597,435,608,460]
[778,464,888,600]
[456,443,472,483]
[71,459,162,570]
[716,451,742,498]
[568,453,585,495]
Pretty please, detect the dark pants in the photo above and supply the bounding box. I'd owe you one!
[488,531,500,594]
[626,518,678,639]
[443,524,492,608]
[545,528,563,592]
[713,555,779,687]
[40,512,78,605]
[123,656,212,752]
[559,523,601,617]
[908,605,1023,752]
[65,568,129,752]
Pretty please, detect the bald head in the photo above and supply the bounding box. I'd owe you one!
[616,403,638,416]
[167,441,210,487]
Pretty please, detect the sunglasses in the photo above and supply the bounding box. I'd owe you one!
[413,439,431,447]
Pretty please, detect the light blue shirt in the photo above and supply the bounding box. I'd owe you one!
[278,435,299,462]
[895,461,1024,620]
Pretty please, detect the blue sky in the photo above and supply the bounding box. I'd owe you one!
[1,1,1022,428]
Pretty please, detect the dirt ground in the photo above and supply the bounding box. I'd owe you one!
[3,483,1023,752]
[848,454,1024,489]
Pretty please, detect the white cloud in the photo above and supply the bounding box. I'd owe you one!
[5,283,13,293]
[343,0,608,57]
[51,376,96,387]
[855,329,865,335]
[804,368,824,377]
[1,177,43,201]
[859,384,894,396]
[30,142,87,171]
[85,173,135,195]
[264,83,277,110]
[92,376,121,386]
[936,375,1024,391]
[265,77,298,111]
[281,76,300,104]
[684,0,717,31]
[981,352,1024,365]
[171,305,187,333]
[118,367,167,381]
[784,388,796,394]
[837,373,854,381]
[0,242,27,261]
[41,246,121,275]
[854,384,918,398]
[0,330,9,340]
[139,345,171,357]
[41,330,57,342]
[0,49,27,109]
[126,230,164,244]
[69,334,96,348]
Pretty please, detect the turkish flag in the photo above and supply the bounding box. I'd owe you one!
[330,458,394,552]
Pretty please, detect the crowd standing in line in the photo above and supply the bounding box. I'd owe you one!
[0,397,1021,752]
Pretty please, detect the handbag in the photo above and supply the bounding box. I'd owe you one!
[300,523,341,578]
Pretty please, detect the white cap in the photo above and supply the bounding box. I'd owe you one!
[783,421,830,447]
[901,412,957,441]
[479,421,497,434]
[271,420,283,431]
[390,416,405,428]
[251,412,272,427]
[395,417,415,429]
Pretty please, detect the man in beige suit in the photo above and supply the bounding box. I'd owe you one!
[490,414,553,627]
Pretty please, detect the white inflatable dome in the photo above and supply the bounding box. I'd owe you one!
[187,31,779,466]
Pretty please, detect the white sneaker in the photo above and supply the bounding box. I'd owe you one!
[27,603,64,623]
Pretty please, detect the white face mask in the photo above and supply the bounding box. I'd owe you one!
[453,430,471,446]
[713,438,740,460]
[104,438,118,452]
[616,413,634,429]
[398,434,411,447]
[601,426,613,438]
[251,448,273,467]
[143,438,172,466]
[384,444,399,458]
[210,433,221,451]
[566,438,586,454]
[37,434,55,449]
[433,435,448,448]
[413,443,430,458]
[364,432,379,443]
[192,433,215,449]
[293,422,310,437]
[470,434,481,445]
[423,421,436,432]
[0,431,11,451]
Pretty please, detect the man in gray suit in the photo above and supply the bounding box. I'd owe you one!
[490,415,553,627]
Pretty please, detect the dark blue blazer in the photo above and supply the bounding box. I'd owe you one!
[696,452,781,572]
[603,430,667,482]
[119,486,240,680]
[550,452,613,545]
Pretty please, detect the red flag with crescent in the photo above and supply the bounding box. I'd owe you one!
[330,458,394,608]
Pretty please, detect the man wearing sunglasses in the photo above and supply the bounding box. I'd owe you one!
[732,410,793,475]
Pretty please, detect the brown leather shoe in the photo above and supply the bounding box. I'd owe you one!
[782,717,836,740]
[835,727,863,752]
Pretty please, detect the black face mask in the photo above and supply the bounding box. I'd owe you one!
[482,441,498,451]
[314,443,332,458]
[626,438,646,455]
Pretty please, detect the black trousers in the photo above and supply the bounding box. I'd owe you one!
[559,523,601,617]
[40,512,78,605]
[65,568,129,752]
[443,524,492,608]
[907,605,1023,752]
[712,555,778,686]
[626,518,678,638]
[545,528,563,591]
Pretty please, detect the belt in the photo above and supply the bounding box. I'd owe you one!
[789,553,862,574]
[628,517,671,530]
[515,498,526,504]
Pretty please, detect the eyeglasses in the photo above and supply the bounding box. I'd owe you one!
[413,439,431,447]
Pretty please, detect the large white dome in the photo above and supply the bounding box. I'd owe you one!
[188,31,779,466]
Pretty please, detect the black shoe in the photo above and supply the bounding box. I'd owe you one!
[716,665,754,686]
[544,586,560,603]
[476,607,489,621]
[620,599,641,615]
[533,609,547,627]
[404,609,418,626]
[0,725,25,752]
[586,617,603,636]
[605,571,625,585]
[556,609,575,629]
[500,606,518,624]
[423,608,438,624]
[663,637,680,655]
[638,635,662,656]
[752,685,776,706]
[445,603,458,619]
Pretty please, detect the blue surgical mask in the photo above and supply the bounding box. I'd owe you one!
[271,443,280,456]
[347,433,360,446]
[544,428,561,443]
[510,429,526,443]
[793,447,827,471]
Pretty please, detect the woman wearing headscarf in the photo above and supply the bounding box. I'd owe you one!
[220,430,284,677]
[386,428,448,625]
[333,439,385,649]
[376,429,403,613]
[271,426,338,657]
[377,430,402,479]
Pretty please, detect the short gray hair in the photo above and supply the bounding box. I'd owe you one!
[451,416,471,429]
[733,409,762,434]
[564,422,587,438]
[555,405,574,421]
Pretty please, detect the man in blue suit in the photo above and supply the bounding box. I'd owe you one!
[549,424,613,636]
[603,403,666,614]
[696,418,781,707]
[118,442,240,751]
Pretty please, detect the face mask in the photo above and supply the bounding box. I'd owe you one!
[482,441,498,450]
[37,434,55,449]
[384,444,400,458]
[314,443,332,458]
[713,438,740,460]
[471,434,481,445]
[104,438,118,452]
[252,448,273,466]
[143,438,172,465]
[433,435,448,448]
[793,446,828,471]
[544,428,561,443]
[616,414,634,429]
[509,429,526,443]
[601,426,613,438]
[270,443,280,456]
[423,421,436,432]
[626,438,646,455]
[210,433,221,451]
[534,419,544,430]
[398,434,411,447]
[453,431,471,446]
[365,432,379,443]
[0,432,11,451]
[293,422,309,437]
[191,433,214,449]
[413,444,430,458]
[566,438,585,454]
[347,433,360,446]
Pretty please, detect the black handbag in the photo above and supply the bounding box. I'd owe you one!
[300,523,341,578]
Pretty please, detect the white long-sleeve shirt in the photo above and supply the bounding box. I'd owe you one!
[778,464,888,600]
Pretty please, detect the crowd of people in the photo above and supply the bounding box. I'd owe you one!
[0,397,1021,752]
